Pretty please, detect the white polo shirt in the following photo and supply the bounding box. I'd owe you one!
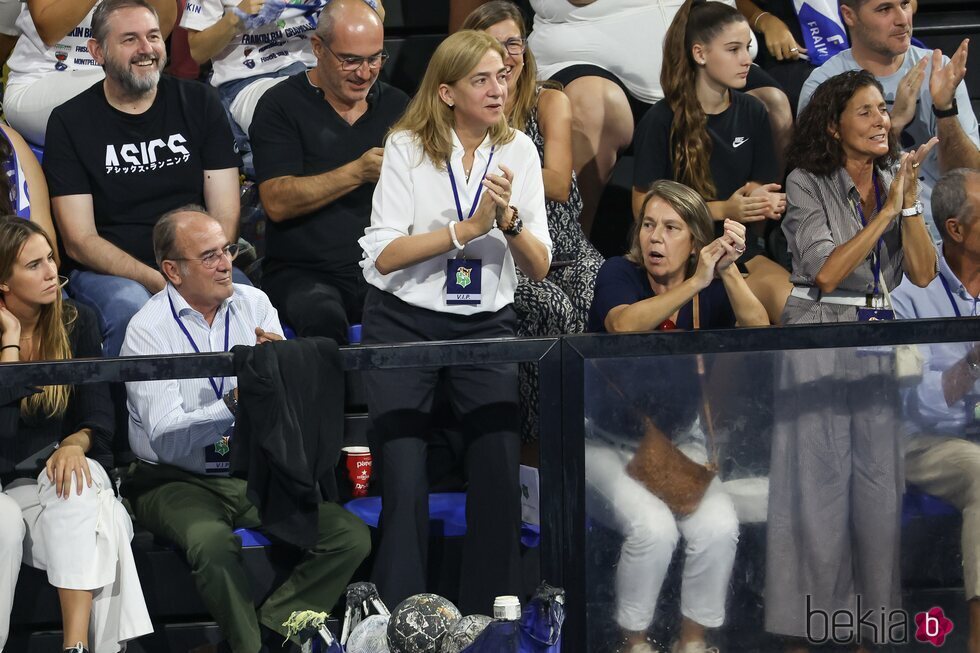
[360,129,551,315]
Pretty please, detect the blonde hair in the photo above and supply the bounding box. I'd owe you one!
[390,30,515,168]
[460,1,546,132]
[626,180,715,279]
[0,217,75,418]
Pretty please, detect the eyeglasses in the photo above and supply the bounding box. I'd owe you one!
[325,44,389,71]
[170,243,240,269]
[498,37,526,56]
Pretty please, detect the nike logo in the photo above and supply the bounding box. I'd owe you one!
[733,137,749,148]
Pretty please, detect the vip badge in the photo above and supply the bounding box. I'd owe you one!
[455,266,472,288]
[214,437,230,456]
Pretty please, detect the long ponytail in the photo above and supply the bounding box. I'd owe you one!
[661,0,746,200]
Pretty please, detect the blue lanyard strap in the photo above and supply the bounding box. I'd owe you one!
[167,291,231,400]
[447,146,495,222]
[939,273,963,318]
[855,171,884,296]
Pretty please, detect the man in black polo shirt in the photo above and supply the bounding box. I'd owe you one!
[250,0,407,343]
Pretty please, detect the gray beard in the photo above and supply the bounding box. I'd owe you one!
[105,55,166,99]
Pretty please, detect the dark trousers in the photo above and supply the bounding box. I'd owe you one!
[124,462,371,653]
[262,266,366,344]
[362,288,523,615]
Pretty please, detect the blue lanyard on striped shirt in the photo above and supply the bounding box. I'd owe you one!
[167,292,230,400]
[939,273,964,317]
[854,171,884,296]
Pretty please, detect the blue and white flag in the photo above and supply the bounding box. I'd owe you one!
[792,0,849,65]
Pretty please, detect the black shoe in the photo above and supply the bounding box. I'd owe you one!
[63,643,88,653]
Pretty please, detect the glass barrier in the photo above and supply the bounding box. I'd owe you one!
[579,337,975,653]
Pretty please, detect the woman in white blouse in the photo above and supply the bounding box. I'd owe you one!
[358,30,552,615]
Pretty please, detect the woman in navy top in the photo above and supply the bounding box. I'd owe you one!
[586,180,766,653]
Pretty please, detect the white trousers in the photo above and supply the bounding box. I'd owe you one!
[585,440,739,632]
[0,459,153,652]
[4,69,106,146]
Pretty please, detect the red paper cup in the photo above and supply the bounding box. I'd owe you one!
[342,446,372,498]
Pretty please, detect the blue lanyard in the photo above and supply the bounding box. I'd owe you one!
[854,171,884,296]
[447,146,495,222]
[167,291,230,400]
[939,273,964,318]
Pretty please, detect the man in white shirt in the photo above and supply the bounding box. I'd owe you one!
[798,0,978,240]
[892,168,980,653]
[121,207,370,653]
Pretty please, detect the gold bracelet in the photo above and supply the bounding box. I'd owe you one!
[753,11,771,30]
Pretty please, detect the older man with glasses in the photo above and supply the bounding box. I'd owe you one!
[121,206,370,653]
[249,0,408,344]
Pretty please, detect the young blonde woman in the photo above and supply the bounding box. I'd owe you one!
[358,30,551,615]
[0,217,151,653]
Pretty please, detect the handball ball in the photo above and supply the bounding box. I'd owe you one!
[347,614,390,653]
[439,614,493,653]
[387,593,462,653]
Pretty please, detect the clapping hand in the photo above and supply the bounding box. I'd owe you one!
[902,137,939,207]
[929,40,969,114]
[715,219,748,273]
[884,153,912,217]
[890,57,928,135]
[692,241,726,290]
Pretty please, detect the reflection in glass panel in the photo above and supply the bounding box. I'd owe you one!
[583,344,973,652]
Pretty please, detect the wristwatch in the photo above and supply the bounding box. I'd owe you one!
[901,201,924,217]
[223,389,238,417]
[501,205,523,236]
[933,99,958,119]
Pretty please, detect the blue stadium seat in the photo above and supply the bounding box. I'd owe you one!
[344,492,540,547]
[902,485,958,526]
[281,323,361,343]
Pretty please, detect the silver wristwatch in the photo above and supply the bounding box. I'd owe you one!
[900,201,924,217]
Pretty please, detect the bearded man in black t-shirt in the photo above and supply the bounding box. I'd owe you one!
[249,0,408,344]
[43,0,241,357]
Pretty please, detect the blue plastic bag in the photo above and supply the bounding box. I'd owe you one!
[460,583,564,653]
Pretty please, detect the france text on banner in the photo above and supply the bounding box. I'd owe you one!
[793,0,849,65]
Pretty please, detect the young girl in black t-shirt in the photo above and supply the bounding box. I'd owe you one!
[633,0,792,323]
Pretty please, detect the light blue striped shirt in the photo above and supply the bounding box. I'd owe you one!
[892,252,980,434]
[121,283,283,474]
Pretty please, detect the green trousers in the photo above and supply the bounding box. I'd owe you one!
[125,461,371,653]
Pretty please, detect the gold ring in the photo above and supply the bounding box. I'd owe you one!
[912,162,920,168]
[790,47,799,52]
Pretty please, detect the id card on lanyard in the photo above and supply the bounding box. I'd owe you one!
[168,292,233,474]
[853,172,895,322]
[445,147,494,306]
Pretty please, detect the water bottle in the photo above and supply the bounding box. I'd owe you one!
[493,596,522,621]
